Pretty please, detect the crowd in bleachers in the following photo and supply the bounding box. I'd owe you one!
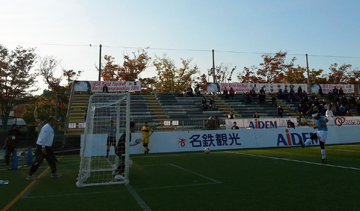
[277,86,360,117]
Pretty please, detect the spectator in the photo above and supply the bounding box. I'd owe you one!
[341,95,348,107]
[331,102,337,116]
[277,89,283,99]
[356,97,360,115]
[298,112,306,126]
[201,97,208,110]
[339,105,346,116]
[286,119,295,129]
[228,111,235,119]
[335,102,340,115]
[253,112,260,118]
[318,86,323,96]
[102,84,109,93]
[298,103,304,114]
[271,95,277,106]
[229,87,235,99]
[213,117,220,130]
[250,88,256,97]
[349,95,356,107]
[345,111,352,116]
[194,85,201,95]
[223,87,229,99]
[231,121,239,130]
[297,86,302,94]
[302,90,308,98]
[277,105,284,118]
[339,87,344,96]
[328,90,334,101]
[209,96,216,109]
[333,86,338,95]
[325,107,334,119]
[186,86,194,96]
[246,92,252,103]
[207,117,215,130]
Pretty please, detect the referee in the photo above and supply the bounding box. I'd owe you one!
[27,116,62,180]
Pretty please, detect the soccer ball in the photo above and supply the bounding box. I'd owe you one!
[204,147,211,154]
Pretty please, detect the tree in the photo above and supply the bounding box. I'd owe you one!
[283,65,307,83]
[257,51,296,83]
[309,68,327,84]
[195,73,208,93]
[38,56,64,92]
[100,49,151,81]
[139,77,157,94]
[0,44,37,125]
[327,63,352,84]
[208,63,237,83]
[63,69,82,89]
[153,55,199,93]
[237,66,261,83]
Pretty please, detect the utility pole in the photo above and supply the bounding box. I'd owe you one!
[306,54,310,93]
[98,44,102,81]
[212,49,216,83]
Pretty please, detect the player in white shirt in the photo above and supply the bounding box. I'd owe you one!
[27,116,62,180]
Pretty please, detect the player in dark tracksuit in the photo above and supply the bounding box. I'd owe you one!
[113,122,136,177]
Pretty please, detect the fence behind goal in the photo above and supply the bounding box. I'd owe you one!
[77,93,131,187]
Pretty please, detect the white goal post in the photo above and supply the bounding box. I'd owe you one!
[77,93,131,187]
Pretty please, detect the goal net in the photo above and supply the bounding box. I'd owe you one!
[77,93,131,187]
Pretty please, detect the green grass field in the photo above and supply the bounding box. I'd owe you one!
[1,144,360,211]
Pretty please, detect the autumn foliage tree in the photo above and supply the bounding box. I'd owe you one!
[154,55,198,93]
[237,66,261,83]
[208,63,237,83]
[257,51,296,83]
[0,44,37,125]
[100,49,151,81]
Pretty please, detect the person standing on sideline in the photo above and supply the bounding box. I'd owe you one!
[231,122,239,130]
[141,122,153,154]
[300,112,329,163]
[27,116,61,180]
[5,125,20,165]
[277,105,284,118]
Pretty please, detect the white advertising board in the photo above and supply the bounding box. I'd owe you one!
[81,125,360,155]
[225,118,298,129]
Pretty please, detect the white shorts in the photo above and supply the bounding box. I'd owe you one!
[316,130,327,143]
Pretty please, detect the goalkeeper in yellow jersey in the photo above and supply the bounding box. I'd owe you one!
[141,122,153,154]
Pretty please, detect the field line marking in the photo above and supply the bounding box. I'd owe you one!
[21,171,50,199]
[24,190,129,199]
[23,182,221,199]
[126,184,152,211]
[1,156,63,211]
[225,151,360,171]
[169,164,221,183]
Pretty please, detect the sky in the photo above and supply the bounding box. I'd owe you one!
[1,0,360,94]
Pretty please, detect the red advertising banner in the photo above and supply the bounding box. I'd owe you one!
[73,81,141,92]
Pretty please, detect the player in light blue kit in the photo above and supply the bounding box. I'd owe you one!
[300,111,328,163]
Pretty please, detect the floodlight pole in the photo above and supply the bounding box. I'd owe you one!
[212,49,216,83]
[306,54,310,92]
[98,44,102,81]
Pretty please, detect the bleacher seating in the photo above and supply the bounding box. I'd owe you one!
[218,94,292,118]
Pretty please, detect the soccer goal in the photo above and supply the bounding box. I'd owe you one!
[77,93,131,187]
